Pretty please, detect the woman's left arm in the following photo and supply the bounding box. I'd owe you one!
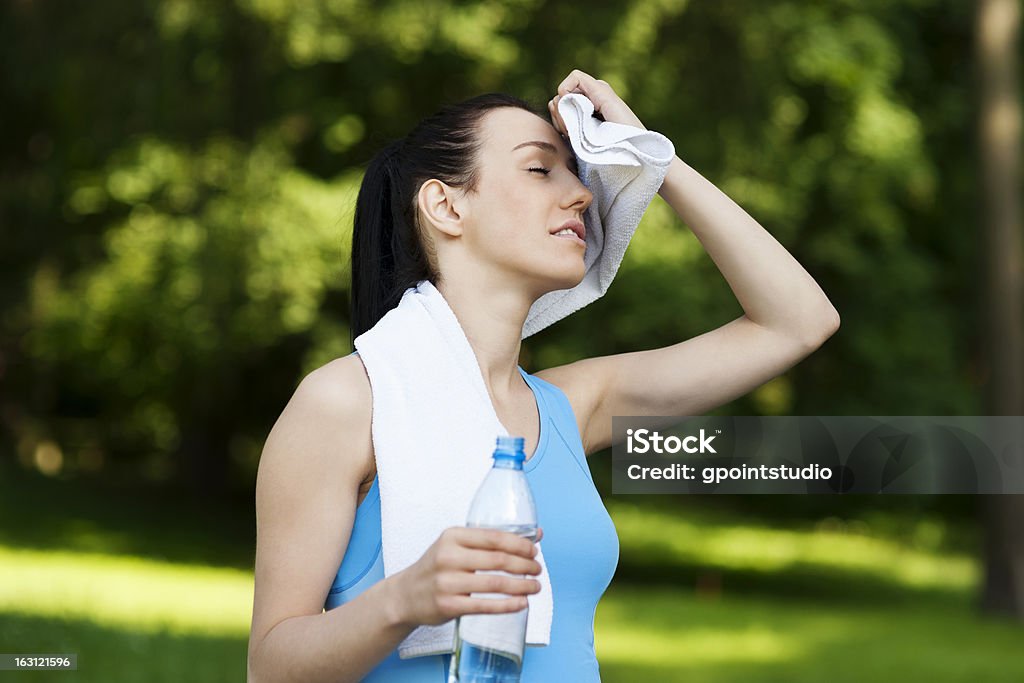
[540,70,839,455]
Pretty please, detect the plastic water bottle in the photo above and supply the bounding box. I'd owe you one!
[448,436,538,683]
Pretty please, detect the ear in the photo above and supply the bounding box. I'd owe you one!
[417,179,465,239]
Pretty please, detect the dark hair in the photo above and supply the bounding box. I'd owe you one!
[350,92,544,342]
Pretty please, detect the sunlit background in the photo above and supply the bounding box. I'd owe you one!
[2,0,1022,680]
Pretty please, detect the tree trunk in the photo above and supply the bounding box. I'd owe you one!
[976,0,1024,621]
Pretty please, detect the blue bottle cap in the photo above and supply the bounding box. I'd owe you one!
[496,435,525,450]
[494,436,526,461]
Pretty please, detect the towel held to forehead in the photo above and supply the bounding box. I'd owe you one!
[522,92,675,338]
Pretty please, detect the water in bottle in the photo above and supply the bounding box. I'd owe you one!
[448,436,538,683]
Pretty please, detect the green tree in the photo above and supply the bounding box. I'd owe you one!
[0,0,988,510]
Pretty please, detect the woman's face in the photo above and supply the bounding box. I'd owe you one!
[457,106,594,294]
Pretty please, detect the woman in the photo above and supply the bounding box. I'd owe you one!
[247,69,840,682]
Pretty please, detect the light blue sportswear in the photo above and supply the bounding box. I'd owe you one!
[325,362,620,681]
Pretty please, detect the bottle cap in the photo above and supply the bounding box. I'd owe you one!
[494,436,526,461]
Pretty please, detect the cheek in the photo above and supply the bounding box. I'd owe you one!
[469,175,552,250]
[482,191,540,240]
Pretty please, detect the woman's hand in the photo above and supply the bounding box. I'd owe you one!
[388,526,545,628]
[547,69,647,135]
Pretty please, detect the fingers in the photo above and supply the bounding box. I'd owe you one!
[455,548,543,576]
[436,567,541,595]
[465,571,542,597]
[445,594,531,616]
[556,69,600,98]
[446,527,538,559]
[418,527,547,623]
[550,69,614,135]
[548,97,566,137]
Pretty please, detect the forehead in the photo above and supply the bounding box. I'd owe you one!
[479,107,573,159]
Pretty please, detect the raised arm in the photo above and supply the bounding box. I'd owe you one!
[655,155,839,343]
[540,70,839,455]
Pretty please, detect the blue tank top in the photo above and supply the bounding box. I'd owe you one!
[325,364,620,681]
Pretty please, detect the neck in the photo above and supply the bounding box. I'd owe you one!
[435,266,535,401]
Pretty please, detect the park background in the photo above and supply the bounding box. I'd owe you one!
[2,0,1022,680]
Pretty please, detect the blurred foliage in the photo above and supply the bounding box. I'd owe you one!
[0,0,990,505]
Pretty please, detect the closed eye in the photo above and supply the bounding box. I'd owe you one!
[528,167,551,175]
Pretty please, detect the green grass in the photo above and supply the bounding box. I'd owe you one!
[1,468,1021,682]
[607,498,978,607]
[596,586,1024,682]
[0,613,247,683]
[0,546,251,636]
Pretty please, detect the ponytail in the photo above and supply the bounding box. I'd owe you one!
[351,139,419,342]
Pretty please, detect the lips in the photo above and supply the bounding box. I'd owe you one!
[550,219,586,241]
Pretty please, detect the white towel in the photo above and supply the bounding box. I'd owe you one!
[521,92,676,339]
[352,279,554,660]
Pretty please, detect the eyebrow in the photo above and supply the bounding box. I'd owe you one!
[512,140,579,171]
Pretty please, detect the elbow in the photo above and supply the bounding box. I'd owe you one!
[823,306,841,338]
[801,306,840,351]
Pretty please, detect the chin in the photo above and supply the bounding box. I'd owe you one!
[517,252,586,297]
[547,261,586,292]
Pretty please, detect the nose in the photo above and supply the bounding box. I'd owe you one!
[564,175,593,216]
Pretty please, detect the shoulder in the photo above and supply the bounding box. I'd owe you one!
[275,354,372,460]
[256,354,373,499]
[294,354,372,421]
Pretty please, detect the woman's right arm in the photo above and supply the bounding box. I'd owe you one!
[247,357,544,683]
